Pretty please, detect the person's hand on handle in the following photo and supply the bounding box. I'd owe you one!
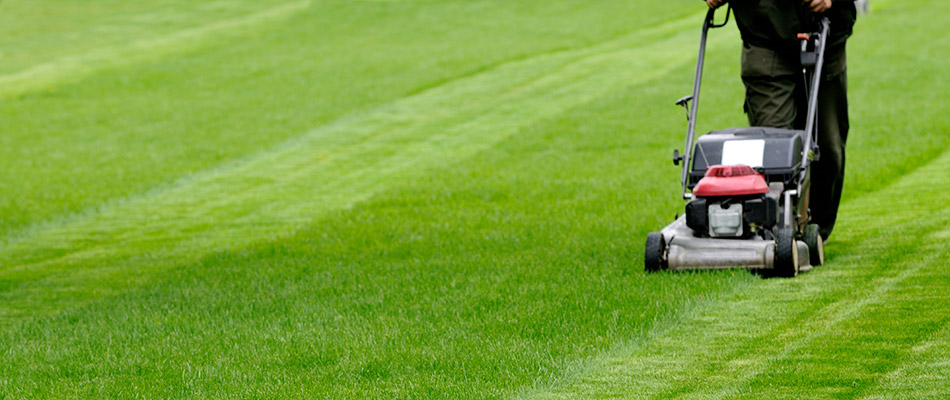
[804,0,832,13]
[706,0,726,9]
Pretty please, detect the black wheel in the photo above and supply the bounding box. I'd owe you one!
[803,224,824,266]
[770,227,798,278]
[644,232,666,272]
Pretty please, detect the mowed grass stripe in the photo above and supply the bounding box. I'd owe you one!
[0,13,725,320]
[6,1,947,397]
[0,1,704,238]
[512,0,950,397]
[0,0,310,99]
[837,0,950,201]
[865,310,950,399]
[0,26,754,397]
[518,140,950,400]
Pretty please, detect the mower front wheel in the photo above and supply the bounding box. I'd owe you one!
[644,232,666,272]
[770,227,799,278]
[803,224,824,266]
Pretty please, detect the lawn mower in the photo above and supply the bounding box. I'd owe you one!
[644,7,829,277]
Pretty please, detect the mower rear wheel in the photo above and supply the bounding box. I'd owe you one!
[644,232,666,272]
[803,224,824,266]
[770,227,799,278]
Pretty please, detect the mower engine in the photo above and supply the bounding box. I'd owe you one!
[685,165,779,238]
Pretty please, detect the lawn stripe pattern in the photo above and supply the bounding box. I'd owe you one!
[0,0,311,99]
[0,12,721,321]
[517,140,950,400]
[509,0,950,397]
[3,0,950,398]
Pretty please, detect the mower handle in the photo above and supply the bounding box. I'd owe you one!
[800,17,831,176]
[678,7,728,199]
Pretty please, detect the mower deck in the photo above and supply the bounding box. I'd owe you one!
[659,216,813,272]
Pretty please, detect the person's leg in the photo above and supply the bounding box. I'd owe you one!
[740,44,801,128]
[743,77,800,128]
[810,45,849,239]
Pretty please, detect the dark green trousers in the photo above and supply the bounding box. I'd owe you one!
[741,43,849,239]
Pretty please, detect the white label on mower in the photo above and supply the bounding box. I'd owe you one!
[721,139,765,167]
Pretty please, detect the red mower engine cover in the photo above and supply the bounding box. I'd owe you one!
[693,165,769,198]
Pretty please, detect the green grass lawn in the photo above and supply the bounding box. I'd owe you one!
[1,0,949,398]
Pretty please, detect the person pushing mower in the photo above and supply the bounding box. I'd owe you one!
[706,0,857,241]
